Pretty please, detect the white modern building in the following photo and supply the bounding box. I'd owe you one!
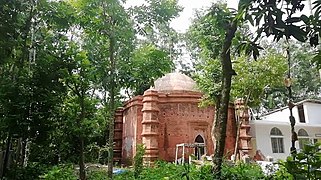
[250,99,321,160]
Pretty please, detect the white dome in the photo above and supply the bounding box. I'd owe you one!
[154,72,199,92]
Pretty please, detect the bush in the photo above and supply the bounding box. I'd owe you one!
[272,142,321,180]
[134,144,145,178]
[221,161,265,179]
[5,162,49,180]
[87,170,108,180]
[141,161,188,179]
[40,164,77,180]
[114,161,187,180]
[114,170,135,180]
[115,160,267,180]
[268,162,293,180]
[189,164,214,180]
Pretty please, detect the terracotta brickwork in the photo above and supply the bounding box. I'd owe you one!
[113,73,242,165]
[142,89,160,164]
[156,91,214,161]
[115,90,237,164]
[235,99,252,155]
[120,96,143,164]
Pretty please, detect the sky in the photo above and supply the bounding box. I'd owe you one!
[125,0,314,33]
[125,0,239,33]
[124,0,239,69]
[124,0,314,70]
[171,0,239,32]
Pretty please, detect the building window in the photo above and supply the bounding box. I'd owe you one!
[270,127,284,153]
[298,105,305,123]
[298,129,309,149]
[312,139,318,144]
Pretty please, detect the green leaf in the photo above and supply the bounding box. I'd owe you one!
[300,15,309,24]
[288,25,307,42]
[285,17,302,23]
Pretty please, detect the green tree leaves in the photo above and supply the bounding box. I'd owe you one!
[231,54,287,107]
[121,44,173,96]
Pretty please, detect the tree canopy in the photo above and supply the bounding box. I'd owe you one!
[1,0,321,179]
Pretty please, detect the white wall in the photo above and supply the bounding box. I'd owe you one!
[304,103,321,125]
[261,107,300,123]
[251,121,291,160]
[253,101,321,161]
[251,120,321,161]
[262,102,321,125]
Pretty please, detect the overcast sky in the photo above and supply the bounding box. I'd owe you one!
[125,0,239,33]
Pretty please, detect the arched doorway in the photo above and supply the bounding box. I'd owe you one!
[194,135,205,160]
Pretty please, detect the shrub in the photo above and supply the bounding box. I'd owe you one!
[268,162,293,180]
[221,161,265,179]
[189,164,214,180]
[134,144,145,178]
[273,142,321,180]
[114,170,135,180]
[87,170,108,180]
[145,161,183,179]
[5,162,49,180]
[40,164,77,180]
[115,160,266,180]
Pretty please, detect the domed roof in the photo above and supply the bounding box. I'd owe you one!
[154,72,199,92]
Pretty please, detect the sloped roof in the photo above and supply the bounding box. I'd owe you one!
[261,99,321,117]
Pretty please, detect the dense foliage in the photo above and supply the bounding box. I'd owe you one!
[1,0,321,179]
[186,0,321,177]
[114,161,266,180]
[0,0,181,179]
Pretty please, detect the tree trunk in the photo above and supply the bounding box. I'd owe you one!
[79,137,86,180]
[107,36,116,179]
[212,21,237,178]
[23,138,31,167]
[1,134,11,178]
[79,96,86,180]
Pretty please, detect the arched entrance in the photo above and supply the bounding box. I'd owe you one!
[194,135,205,160]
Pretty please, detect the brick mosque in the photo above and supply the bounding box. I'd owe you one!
[113,72,251,165]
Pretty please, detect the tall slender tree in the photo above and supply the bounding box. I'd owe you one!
[187,0,321,177]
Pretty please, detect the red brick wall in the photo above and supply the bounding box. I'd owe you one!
[121,91,237,164]
[121,96,143,164]
[157,100,214,161]
[156,92,236,162]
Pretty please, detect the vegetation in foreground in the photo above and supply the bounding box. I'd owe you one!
[5,141,321,180]
[1,0,321,179]
[39,143,321,179]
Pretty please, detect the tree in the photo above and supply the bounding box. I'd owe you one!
[193,50,288,108]
[186,3,242,176]
[231,53,288,108]
[289,41,321,100]
[78,1,182,178]
[0,0,183,179]
[120,44,174,97]
[0,0,75,177]
[187,0,321,177]
[255,40,321,111]
[61,50,102,180]
[130,0,183,62]
[75,0,136,178]
[246,0,321,159]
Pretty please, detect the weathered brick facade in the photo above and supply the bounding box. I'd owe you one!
[113,73,239,165]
